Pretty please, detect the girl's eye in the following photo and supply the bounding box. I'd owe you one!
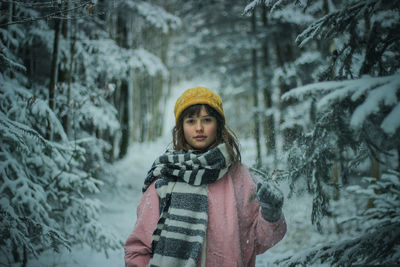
[204,117,214,123]
[185,119,195,124]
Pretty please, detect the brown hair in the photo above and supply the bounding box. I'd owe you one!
[172,104,241,163]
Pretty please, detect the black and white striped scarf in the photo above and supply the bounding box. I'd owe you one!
[142,143,231,267]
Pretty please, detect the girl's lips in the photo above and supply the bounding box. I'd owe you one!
[194,136,206,141]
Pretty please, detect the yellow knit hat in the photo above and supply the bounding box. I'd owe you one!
[174,87,225,124]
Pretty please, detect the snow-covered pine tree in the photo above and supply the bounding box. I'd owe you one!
[283,74,400,227]
[246,0,400,265]
[0,80,121,265]
[0,1,121,265]
[1,0,181,264]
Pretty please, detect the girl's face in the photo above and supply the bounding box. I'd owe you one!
[183,105,217,151]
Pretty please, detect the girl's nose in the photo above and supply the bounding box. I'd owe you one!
[195,121,203,131]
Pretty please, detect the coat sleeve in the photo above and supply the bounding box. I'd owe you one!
[124,182,159,267]
[233,164,287,255]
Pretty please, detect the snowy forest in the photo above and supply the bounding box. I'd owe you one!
[1,0,399,266]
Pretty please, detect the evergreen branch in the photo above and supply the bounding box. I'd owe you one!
[0,0,61,7]
[277,222,400,266]
[295,0,375,47]
[51,113,78,182]
[0,111,48,149]
[0,51,26,71]
[0,1,94,27]
[278,171,400,265]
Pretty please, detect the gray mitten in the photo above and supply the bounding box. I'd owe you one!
[257,182,284,222]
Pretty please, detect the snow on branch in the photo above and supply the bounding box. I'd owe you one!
[381,103,400,135]
[295,0,399,47]
[119,1,181,34]
[243,0,263,14]
[130,48,169,78]
[65,82,120,135]
[283,74,400,229]
[0,80,121,263]
[243,0,296,14]
[135,1,181,33]
[80,39,168,81]
[276,170,400,266]
[277,222,400,266]
[0,24,29,73]
[0,111,49,152]
[270,4,315,25]
[282,74,400,136]
[0,0,96,27]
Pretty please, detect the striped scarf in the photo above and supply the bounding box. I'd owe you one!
[142,144,231,267]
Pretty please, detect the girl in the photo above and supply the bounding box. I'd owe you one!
[124,87,286,267]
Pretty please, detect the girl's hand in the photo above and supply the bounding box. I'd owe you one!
[256,182,284,222]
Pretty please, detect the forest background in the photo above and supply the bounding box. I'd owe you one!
[1,0,399,266]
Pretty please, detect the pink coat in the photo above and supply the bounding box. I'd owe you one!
[124,163,287,267]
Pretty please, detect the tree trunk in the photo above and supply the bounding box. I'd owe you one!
[22,245,27,267]
[119,80,129,158]
[48,17,61,140]
[49,19,61,111]
[263,90,275,154]
[64,17,77,137]
[261,6,276,163]
[59,0,76,137]
[398,147,400,171]
[251,9,261,168]
[359,21,379,76]
[7,2,15,79]
[127,69,133,143]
